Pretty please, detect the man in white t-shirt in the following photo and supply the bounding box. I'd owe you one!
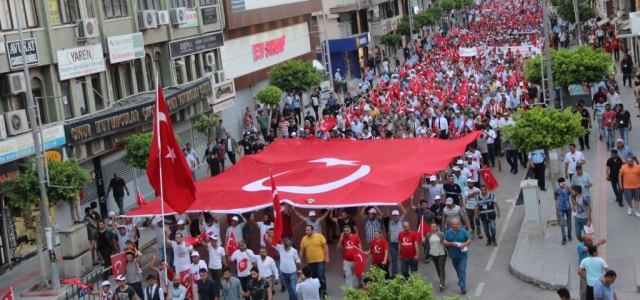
[465,145,484,166]
[465,155,481,187]
[250,213,274,247]
[190,251,208,300]
[457,159,473,180]
[183,148,197,181]
[165,232,193,273]
[564,143,586,181]
[200,208,220,240]
[424,175,446,208]
[205,235,227,293]
[230,241,258,296]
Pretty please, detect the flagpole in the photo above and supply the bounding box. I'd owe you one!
[156,72,168,285]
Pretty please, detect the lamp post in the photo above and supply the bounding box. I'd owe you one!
[541,0,555,102]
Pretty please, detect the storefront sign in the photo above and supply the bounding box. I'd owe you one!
[0,124,66,164]
[178,11,198,28]
[212,81,235,103]
[56,44,106,80]
[107,33,145,64]
[253,36,286,61]
[6,38,39,69]
[169,32,224,59]
[47,0,61,25]
[0,160,21,183]
[65,78,212,144]
[45,150,62,162]
[213,98,235,112]
[201,7,218,25]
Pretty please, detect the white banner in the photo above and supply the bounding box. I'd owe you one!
[107,33,144,64]
[483,46,541,57]
[458,47,477,57]
[57,44,106,80]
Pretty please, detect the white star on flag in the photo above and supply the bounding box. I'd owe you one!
[165,146,176,163]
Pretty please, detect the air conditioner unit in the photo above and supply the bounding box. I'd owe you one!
[0,115,7,140]
[4,109,29,136]
[182,105,195,119]
[138,10,158,30]
[2,73,26,95]
[90,139,105,154]
[195,100,204,114]
[170,8,187,25]
[73,144,88,161]
[205,53,216,67]
[214,70,225,84]
[76,18,99,40]
[157,11,170,25]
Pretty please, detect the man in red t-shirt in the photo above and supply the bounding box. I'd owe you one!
[613,37,621,61]
[397,221,420,279]
[602,103,616,150]
[603,39,613,54]
[337,226,363,288]
[367,230,390,279]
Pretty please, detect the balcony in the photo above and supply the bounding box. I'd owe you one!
[370,15,401,36]
[330,0,394,14]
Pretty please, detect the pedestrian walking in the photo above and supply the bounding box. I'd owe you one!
[423,222,448,291]
[578,245,609,300]
[271,236,301,300]
[606,149,624,206]
[387,205,406,277]
[475,185,500,246]
[242,268,271,300]
[593,270,618,300]
[554,178,573,245]
[229,241,258,299]
[570,166,594,205]
[336,226,363,288]
[570,186,592,243]
[366,230,390,279]
[577,236,607,300]
[398,221,420,279]
[296,266,321,300]
[443,219,471,295]
[106,172,130,215]
[220,267,242,300]
[602,104,616,150]
[565,144,586,181]
[298,225,329,298]
[618,157,640,216]
[463,179,482,239]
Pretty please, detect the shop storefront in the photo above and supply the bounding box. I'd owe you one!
[328,32,371,80]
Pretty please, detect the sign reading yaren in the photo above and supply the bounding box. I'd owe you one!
[66,78,212,144]
[57,44,106,80]
[253,36,286,61]
[6,38,39,69]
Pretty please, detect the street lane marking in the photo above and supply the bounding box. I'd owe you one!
[474,282,485,297]
[485,198,516,272]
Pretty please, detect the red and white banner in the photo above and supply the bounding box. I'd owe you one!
[271,173,283,244]
[226,231,239,257]
[136,187,147,208]
[354,247,366,277]
[180,269,193,299]
[110,252,127,278]
[479,166,499,191]
[1,288,13,300]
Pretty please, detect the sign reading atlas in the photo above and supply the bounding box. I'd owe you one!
[253,36,286,61]
[57,44,106,80]
[6,38,39,69]
[66,78,212,144]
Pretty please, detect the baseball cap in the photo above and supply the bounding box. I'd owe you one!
[116,275,126,281]
[108,211,116,218]
[429,175,437,181]
[368,208,377,214]
[191,251,200,257]
[231,216,239,222]
[117,224,126,229]
[457,159,464,164]
[101,281,111,287]
[445,198,454,205]
[391,210,400,216]
[211,235,219,241]
[452,166,461,171]
[309,211,316,217]
[435,195,441,200]
[154,216,163,224]
[467,155,473,158]
[177,219,185,225]
[467,178,474,183]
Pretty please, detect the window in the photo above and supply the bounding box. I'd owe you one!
[91,75,104,110]
[194,54,202,79]
[0,0,39,30]
[138,0,161,10]
[174,59,183,85]
[59,0,81,24]
[76,82,88,115]
[312,18,320,50]
[60,81,73,119]
[133,59,145,93]
[171,0,192,8]
[185,55,193,83]
[200,0,217,6]
[112,66,123,100]
[122,63,133,96]
[145,54,154,89]
[103,0,127,19]
[154,52,163,87]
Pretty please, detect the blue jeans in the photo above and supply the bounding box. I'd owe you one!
[605,127,615,149]
[596,118,604,138]
[389,242,399,277]
[558,209,572,239]
[191,170,196,181]
[157,247,165,262]
[451,257,468,290]
[619,127,629,146]
[308,262,326,294]
[281,272,298,300]
[400,258,418,279]
[114,196,125,215]
[481,219,497,243]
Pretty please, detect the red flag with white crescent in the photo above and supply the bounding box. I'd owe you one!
[479,165,499,190]
[110,252,127,278]
[61,279,93,291]
[270,172,283,244]
[354,247,367,277]
[136,187,147,208]
[1,288,14,300]
[226,231,239,257]
[180,269,193,299]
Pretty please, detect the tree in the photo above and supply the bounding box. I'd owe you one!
[396,16,418,37]
[502,107,587,219]
[557,2,595,24]
[524,46,611,107]
[267,60,323,97]
[193,113,222,143]
[256,86,283,126]
[380,34,402,49]
[342,268,458,299]
[122,132,180,170]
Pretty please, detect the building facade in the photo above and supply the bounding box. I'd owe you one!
[0,0,227,272]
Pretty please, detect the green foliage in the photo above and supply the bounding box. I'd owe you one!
[342,268,461,300]
[193,113,222,143]
[122,133,180,169]
[550,0,563,6]
[396,16,415,37]
[524,46,611,91]
[441,0,455,11]
[1,157,91,208]
[502,107,587,151]
[267,60,323,96]
[414,6,444,28]
[379,34,402,48]
[256,86,283,107]
[557,2,595,24]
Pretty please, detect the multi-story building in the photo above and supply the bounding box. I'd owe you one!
[0,0,227,272]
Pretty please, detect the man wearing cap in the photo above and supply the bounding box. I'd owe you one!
[528,149,547,191]
[386,204,406,277]
[452,167,468,203]
[175,219,189,239]
[360,206,384,245]
[190,251,209,300]
[292,208,332,240]
[443,198,469,231]
[112,220,134,253]
[144,274,164,300]
[165,232,194,274]
[89,280,114,299]
[424,175,446,208]
[464,179,483,239]
[91,219,118,281]
[203,234,227,294]
[200,208,221,242]
[115,275,139,300]
[124,251,144,299]
[225,214,247,246]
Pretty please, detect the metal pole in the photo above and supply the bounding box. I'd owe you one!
[541,0,555,102]
[319,0,334,87]
[12,0,59,289]
[573,0,582,46]
[408,0,415,40]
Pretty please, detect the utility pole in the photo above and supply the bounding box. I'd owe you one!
[13,0,60,290]
[573,0,582,46]
[541,0,555,102]
[408,0,415,40]
[319,0,334,86]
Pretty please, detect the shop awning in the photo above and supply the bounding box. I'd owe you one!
[328,32,371,53]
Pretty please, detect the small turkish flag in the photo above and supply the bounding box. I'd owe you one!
[180,269,193,299]
[418,217,430,238]
[318,117,337,133]
[270,173,283,244]
[136,187,147,208]
[61,279,93,291]
[479,165,499,191]
[110,252,127,278]
[184,231,206,247]
[1,288,14,300]
[226,231,239,257]
[354,248,366,277]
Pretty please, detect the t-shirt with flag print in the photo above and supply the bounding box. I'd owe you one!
[369,238,390,264]
[231,249,258,277]
[341,234,361,262]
